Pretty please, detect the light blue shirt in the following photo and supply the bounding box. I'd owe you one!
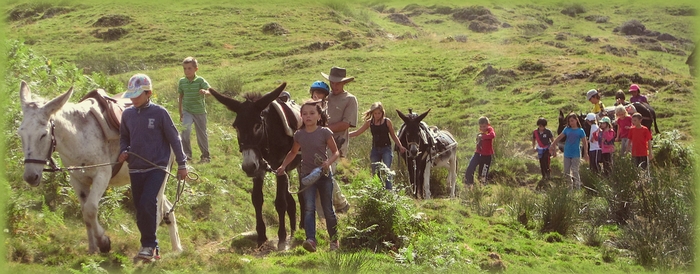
[562,127,586,158]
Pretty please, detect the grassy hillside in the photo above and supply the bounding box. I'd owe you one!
[2,0,697,273]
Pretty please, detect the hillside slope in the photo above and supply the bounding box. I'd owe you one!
[2,1,697,273]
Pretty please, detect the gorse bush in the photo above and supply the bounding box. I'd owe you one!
[340,177,429,252]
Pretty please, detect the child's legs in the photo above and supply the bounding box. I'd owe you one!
[563,157,572,183]
[181,111,195,158]
[380,146,393,189]
[634,156,648,170]
[570,158,581,189]
[619,138,630,157]
[588,150,601,173]
[478,155,492,183]
[130,170,166,248]
[369,147,382,175]
[602,153,612,175]
[191,113,209,159]
[316,174,338,240]
[539,149,551,177]
[464,153,480,185]
[301,183,319,241]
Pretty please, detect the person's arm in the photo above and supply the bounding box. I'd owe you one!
[531,131,537,151]
[328,121,350,133]
[481,127,496,140]
[387,119,406,153]
[118,112,130,163]
[349,120,370,137]
[161,110,188,179]
[582,133,589,161]
[276,141,301,175]
[199,77,211,95]
[324,134,340,170]
[329,95,358,133]
[549,132,565,153]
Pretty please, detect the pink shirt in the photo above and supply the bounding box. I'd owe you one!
[597,129,616,154]
[616,116,632,138]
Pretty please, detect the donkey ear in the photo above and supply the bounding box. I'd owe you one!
[559,109,564,118]
[44,86,74,115]
[19,80,31,106]
[415,108,431,123]
[396,109,409,123]
[209,88,241,113]
[254,82,287,110]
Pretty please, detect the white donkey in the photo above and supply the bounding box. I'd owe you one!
[17,81,182,254]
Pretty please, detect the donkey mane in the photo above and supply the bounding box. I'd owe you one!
[243,92,263,102]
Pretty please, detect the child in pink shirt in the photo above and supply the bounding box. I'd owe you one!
[597,117,615,176]
[615,105,632,158]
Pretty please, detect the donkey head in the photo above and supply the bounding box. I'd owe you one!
[397,108,430,158]
[17,81,73,186]
[209,82,286,177]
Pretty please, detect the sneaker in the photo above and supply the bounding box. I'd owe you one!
[199,157,210,164]
[302,239,317,253]
[136,246,160,261]
[330,240,339,251]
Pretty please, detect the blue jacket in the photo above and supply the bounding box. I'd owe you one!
[120,101,187,171]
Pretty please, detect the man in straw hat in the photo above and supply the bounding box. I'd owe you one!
[318,66,356,214]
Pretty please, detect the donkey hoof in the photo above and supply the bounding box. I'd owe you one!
[98,235,111,253]
[257,237,268,248]
[277,240,288,251]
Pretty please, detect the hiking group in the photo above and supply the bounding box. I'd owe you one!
[113,57,658,259]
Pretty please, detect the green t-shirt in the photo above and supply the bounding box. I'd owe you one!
[178,76,211,114]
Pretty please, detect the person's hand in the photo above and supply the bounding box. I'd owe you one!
[321,160,331,170]
[177,168,188,181]
[584,154,590,162]
[199,89,210,95]
[118,151,128,163]
[648,154,653,161]
[399,145,407,154]
[275,166,286,176]
[615,138,620,142]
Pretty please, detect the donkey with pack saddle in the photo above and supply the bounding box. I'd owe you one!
[17,81,182,254]
[209,83,302,251]
[396,109,458,199]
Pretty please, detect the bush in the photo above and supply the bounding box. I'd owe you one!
[539,186,578,235]
[653,130,693,169]
[619,20,646,35]
[340,177,429,251]
[561,4,586,17]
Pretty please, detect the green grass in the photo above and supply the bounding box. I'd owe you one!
[2,0,698,273]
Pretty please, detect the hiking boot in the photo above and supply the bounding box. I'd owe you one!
[199,157,210,164]
[302,239,317,253]
[329,240,339,251]
[335,203,350,214]
[136,246,160,261]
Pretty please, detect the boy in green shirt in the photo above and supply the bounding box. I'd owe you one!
[178,57,212,163]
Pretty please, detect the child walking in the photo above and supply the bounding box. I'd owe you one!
[464,116,495,186]
[597,117,615,176]
[615,105,632,158]
[585,113,602,173]
[349,102,406,189]
[531,117,554,180]
[627,113,653,170]
[276,100,340,252]
[178,57,212,163]
[118,74,188,261]
[550,113,589,189]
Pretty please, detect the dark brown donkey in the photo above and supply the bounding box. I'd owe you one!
[209,83,301,251]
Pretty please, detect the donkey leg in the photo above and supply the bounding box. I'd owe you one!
[160,196,183,252]
[423,163,432,200]
[74,173,111,253]
[274,174,289,251]
[252,176,267,247]
[449,155,458,198]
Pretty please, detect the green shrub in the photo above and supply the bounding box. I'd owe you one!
[540,186,578,236]
[653,130,694,169]
[340,177,429,251]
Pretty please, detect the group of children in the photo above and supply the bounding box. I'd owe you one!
[529,84,653,189]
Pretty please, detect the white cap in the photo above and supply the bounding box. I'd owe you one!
[585,113,597,121]
[586,89,598,100]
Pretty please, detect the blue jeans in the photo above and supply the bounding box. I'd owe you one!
[129,169,166,248]
[370,146,393,189]
[302,172,337,242]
